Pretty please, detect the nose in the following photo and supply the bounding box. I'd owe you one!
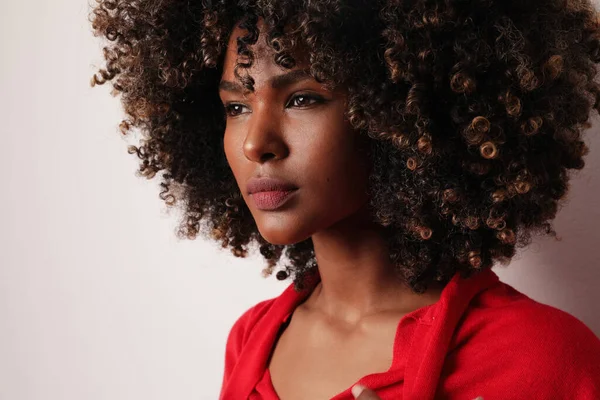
[242,102,289,163]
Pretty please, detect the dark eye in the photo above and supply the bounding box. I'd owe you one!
[222,94,325,119]
[223,103,248,117]
[288,94,323,108]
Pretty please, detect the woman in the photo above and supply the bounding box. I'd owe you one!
[89,0,600,399]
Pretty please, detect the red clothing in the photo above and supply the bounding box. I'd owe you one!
[219,268,600,399]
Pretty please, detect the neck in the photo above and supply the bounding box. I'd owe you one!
[304,204,443,324]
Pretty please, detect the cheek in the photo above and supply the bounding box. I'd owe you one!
[222,130,247,194]
[223,130,240,172]
[297,123,370,204]
[310,113,368,176]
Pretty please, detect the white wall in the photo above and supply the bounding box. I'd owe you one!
[0,1,598,399]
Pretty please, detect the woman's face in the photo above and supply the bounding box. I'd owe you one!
[219,18,373,245]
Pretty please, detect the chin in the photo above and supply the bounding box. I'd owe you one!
[257,224,312,246]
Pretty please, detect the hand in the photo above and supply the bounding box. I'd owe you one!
[351,384,484,400]
[350,385,381,400]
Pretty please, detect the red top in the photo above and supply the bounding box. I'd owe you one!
[219,268,600,399]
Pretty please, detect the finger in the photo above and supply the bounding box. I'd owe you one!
[351,384,382,399]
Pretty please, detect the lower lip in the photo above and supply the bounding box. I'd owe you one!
[250,189,297,210]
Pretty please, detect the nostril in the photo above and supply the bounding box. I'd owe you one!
[260,153,276,162]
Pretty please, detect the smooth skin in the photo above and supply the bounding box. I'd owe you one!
[220,17,446,399]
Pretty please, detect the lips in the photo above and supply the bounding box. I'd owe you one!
[246,176,298,211]
[250,190,297,210]
[246,177,298,195]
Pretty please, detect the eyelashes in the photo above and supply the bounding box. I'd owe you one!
[223,93,327,118]
[288,93,325,108]
[223,103,247,118]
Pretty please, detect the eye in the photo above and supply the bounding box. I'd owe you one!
[223,103,249,118]
[287,94,324,108]
[222,93,326,119]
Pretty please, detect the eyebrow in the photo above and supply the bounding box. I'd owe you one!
[218,68,313,94]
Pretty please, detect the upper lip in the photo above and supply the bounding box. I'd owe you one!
[247,176,298,194]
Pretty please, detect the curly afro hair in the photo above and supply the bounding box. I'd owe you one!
[89,0,600,293]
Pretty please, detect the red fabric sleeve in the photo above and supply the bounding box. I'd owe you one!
[218,298,277,398]
[218,307,253,397]
[551,310,600,399]
[439,297,600,399]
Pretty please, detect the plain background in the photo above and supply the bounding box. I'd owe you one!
[1,1,599,399]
